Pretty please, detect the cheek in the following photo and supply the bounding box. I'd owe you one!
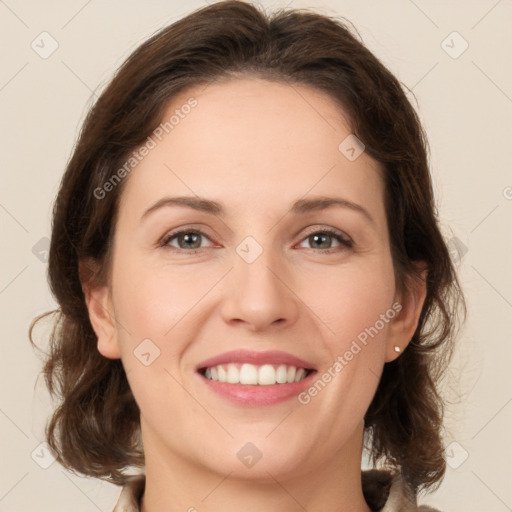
[111,254,211,344]
[110,258,199,424]
[308,258,396,356]
[297,262,396,431]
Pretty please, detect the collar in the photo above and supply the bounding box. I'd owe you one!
[112,468,432,512]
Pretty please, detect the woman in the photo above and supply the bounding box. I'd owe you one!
[29,1,465,510]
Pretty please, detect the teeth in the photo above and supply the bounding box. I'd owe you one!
[295,368,306,382]
[258,364,275,385]
[202,363,310,385]
[217,365,227,383]
[240,363,258,385]
[227,364,239,384]
[276,365,288,384]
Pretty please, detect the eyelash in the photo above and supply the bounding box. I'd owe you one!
[159,227,353,255]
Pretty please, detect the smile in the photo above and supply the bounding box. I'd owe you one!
[195,349,317,406]
[199,363,313,385]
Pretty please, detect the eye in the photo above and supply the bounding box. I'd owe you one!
[160,229,214,253]
[159,227,353,255]
[297,228,353,253]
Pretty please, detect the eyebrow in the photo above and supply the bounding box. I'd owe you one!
[140,195,374,225]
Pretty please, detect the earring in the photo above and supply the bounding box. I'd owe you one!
[393,345,401,353]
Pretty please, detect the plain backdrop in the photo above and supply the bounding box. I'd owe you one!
[1,0,511,510]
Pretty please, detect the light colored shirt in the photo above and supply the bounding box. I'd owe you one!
[112,469,444,512]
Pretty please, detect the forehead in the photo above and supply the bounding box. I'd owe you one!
[118,76,384,223]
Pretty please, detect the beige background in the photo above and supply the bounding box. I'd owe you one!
[1,0,511,510]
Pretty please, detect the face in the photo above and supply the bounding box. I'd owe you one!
[86,76,423,481]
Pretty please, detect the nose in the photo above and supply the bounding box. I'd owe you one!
[220,245,300,332]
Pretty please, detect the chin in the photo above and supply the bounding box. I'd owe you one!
[195,435,313,482]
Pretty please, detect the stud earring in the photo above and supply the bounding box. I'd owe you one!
[393,345,401,353]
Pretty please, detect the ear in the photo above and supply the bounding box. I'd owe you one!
[80,259,121,359]
[385,262,428,362]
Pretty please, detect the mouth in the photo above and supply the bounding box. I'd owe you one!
[195,350,317,406]
[198,363,315,385]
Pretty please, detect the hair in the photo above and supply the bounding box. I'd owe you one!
[29,0,465,495]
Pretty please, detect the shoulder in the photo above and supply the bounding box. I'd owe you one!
[114,470,447,512]
[112,474,145,512]
[362,469,446,512]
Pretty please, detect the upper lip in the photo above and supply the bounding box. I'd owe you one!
[196,350,316,371]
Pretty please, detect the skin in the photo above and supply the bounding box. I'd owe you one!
[83,76,426,512]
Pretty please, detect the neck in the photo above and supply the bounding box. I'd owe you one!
[140,422,372,512]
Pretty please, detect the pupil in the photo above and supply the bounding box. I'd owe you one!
[182,233,200,248]
[312,233,330,248]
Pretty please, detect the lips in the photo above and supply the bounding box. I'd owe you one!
[196,349,316,373]
[195,350,317,406]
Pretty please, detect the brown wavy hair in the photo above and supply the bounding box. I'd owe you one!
[29,0,465,494]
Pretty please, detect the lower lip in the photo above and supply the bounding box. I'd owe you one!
[198,372,316,407]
